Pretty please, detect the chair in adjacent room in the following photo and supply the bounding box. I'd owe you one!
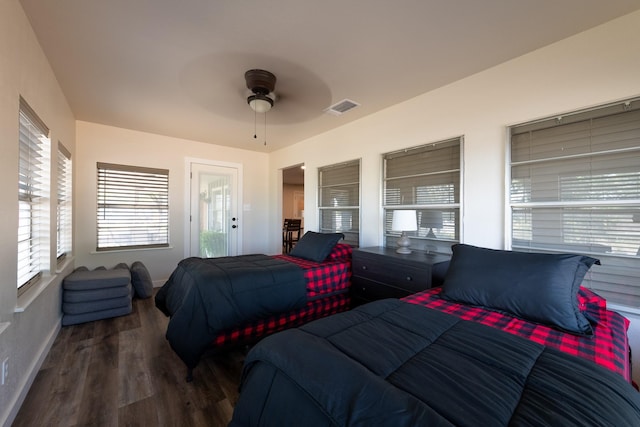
[282,218,302,253]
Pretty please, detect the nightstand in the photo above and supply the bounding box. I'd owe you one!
[351,246,450,306]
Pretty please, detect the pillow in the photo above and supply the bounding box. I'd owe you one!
[130,261,154,299]
[289,231,345,262]
[114,262,129,270]
[440,244,599,335]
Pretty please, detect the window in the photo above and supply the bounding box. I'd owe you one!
[383,138,462,253]
[97,163,169,251]
[18,97,51,293]
[57,142,72,262]
[318,160,360,246]
[509,98,640,306]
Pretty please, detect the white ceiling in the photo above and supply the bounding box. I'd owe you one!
[20,0,640,153]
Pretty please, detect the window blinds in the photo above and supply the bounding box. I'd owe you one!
[383,138,461,254]
[318,160,360,246]
[510,99,640,306]
[97,162,169,250]
[57,142,72,260]
[18,97,50,291]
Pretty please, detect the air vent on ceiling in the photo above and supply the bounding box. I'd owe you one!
[324,99,360,116]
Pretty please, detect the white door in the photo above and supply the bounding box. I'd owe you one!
[189,162,239,257]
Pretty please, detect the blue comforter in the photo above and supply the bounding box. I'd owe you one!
[155,255,306,369]
[231,299,640,426]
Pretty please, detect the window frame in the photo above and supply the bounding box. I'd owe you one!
[507,98,640,307]
[96,162,170,251]
[17,97,51,294]
[382,137,463,254]
[57,142,72,262]
[318,159,361,247]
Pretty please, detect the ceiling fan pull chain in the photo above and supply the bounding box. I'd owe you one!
[264,111,267,146]
[253,108,257,139]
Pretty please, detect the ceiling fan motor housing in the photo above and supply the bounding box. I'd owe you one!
[245,69,276,95]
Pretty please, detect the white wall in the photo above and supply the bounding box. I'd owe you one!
[74,122,271,282]
[269,11,640,383]
[0,0,76,425]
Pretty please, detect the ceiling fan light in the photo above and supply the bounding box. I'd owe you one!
[248,94,273,113]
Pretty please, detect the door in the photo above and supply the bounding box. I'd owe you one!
[189,162,239,257]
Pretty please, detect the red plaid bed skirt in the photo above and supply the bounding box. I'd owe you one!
[403,287,631,382]
[213,292,350,347]
[212,250,352,348]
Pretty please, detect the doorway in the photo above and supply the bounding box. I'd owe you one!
[282,164,305,252]
[188,160,241,258]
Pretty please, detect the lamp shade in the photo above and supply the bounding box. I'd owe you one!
[420,210,443,229]
[392,210,417,231]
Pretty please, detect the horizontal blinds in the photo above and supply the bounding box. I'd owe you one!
[18,98,50,290]
[510,99,640,306]
[318,160,360,246]
[57,142,72,260]
[383,138,461,254]
[384,139,460,206]
[97,162,169,250]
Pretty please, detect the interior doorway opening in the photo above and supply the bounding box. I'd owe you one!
[282,164,305,253]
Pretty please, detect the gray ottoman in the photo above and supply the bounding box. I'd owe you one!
[62,266,133,326]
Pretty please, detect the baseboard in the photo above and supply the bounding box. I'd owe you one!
[1,319,61,427]
[153,279,167,288]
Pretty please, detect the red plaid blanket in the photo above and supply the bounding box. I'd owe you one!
[212,246,352,347]
[275,245,352,299]
[403,287,631,382]
[213,293,350,346]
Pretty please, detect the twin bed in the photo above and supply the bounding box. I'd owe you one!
[155,232,352,380]
[157,236,640,425]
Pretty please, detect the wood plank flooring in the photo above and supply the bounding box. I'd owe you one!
[12,291,247,427]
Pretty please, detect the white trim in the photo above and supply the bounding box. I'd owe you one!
[504,127,513,249]
[608,303,640,317]
[55,255,75,274]
[15,274,56,313]
[1,320,60,427]
[90,246,173,255]
[459,135,465,244]
[183,157,243,259]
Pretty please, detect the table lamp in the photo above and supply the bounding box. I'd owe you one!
[392,210,417,254]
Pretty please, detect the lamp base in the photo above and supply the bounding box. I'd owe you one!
[396,232,412,254]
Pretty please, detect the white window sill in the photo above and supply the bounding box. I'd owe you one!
[56,255,75,274]
[90,245,173,254]
[16,260,75,313]
[608,303,640,317]
[15,274,56,313]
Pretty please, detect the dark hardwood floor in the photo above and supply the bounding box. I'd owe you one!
[13,291,247,427]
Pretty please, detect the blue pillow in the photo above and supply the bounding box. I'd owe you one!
[440,244,599,335]
[289,231,344,262]
[130,261,154,299]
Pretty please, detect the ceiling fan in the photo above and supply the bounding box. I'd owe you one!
[245,69,277,113]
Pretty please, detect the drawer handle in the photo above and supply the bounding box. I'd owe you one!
[361,265,368,270]
[405,276,412,281]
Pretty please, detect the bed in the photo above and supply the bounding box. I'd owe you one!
[230,244,640,426]
[155,232,351,380]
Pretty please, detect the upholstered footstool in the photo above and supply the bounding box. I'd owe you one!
[62,266,133,326]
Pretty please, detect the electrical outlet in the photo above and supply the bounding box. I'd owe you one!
[1,358,7,385]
